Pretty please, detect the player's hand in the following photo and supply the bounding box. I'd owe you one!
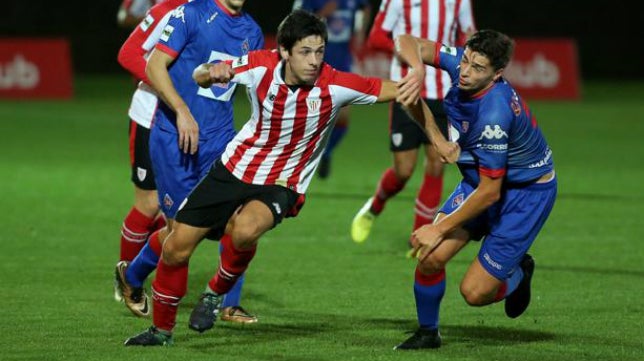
[434,140,460,164]
[208,62,236,84]
[176,106,199,154]
[397,67,425,106]
[410,224,444,262]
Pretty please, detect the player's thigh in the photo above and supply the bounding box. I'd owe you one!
[419,213,470,272]
[230,200,276,246]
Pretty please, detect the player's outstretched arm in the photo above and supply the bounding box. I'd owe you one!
[193,62,236,88]
[403,100,460,164]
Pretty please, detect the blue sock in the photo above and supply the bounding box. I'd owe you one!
[323,125,348,160]
[125,241,159,288]
[505,267,524,296]
[219,242,245,308]
[414,268,446,330]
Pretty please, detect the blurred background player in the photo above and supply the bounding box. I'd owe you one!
[117,0,163,29]
[292,0,371,179]
[113,0,178,304]
[114,0,264,324]
[351,0,476,244]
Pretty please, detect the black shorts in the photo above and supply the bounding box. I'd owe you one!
[389,98,448,152]
[128,120,156,190]
[175,160,300,240]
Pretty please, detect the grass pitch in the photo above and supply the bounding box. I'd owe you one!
[0,76,642,361]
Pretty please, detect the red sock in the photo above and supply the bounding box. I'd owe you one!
[371,168,406,215]
[494,283,508,302]
[148,230,162,256]
[120,207,155,261]
[413,174,443,231]
[150,214,166,233]
[208,234,256,295]
[415,267,446,286]
[152,260,188,332]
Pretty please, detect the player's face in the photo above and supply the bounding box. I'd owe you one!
[221,0,246,13]
[458,48,503,93]
[281,35,325,85]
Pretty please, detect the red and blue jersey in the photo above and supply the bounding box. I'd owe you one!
[436,45,554,186]
[154,0,263,138]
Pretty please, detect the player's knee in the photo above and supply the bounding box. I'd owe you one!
[394,165,414,182]
[419,254,447,274]
[459,283,490,306]
[230,222,262,249]
[160,233,193,266]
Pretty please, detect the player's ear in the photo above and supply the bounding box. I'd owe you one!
[493,68,504,82]
[279,45,290,60]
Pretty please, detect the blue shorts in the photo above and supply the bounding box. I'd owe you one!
[439,176,557,280]
[149,125,235,218]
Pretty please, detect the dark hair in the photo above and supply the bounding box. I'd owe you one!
[465,30,515,70]
[276,9,328,53]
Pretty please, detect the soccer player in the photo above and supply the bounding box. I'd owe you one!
[293,0,371,179]
[117,0,163,29]
[114,0,264,324]
[123,9,458,346]
[392,30,557,349]
[114,0,183,306]
[351,0,476,245]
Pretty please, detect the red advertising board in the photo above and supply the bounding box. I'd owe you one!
[0,38,73,99]
[504,39,580,100]
[351,38,580,100]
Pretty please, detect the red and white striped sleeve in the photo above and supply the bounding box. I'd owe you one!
[330,70,382,106]
[117,2,176,83]
[366,0,398,52]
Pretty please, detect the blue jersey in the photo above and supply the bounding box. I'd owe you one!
[300,0,368,70]
[154,0,263,138]
[437,46,554,186]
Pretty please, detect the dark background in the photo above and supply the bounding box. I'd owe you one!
[2,0,642,79]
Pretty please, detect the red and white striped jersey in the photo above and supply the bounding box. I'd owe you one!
[221,50,382,194]
[376,0,476,99]
[117,0,185,128]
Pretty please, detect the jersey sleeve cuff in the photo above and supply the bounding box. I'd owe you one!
[155,43,179,59]
[479,167,506,178]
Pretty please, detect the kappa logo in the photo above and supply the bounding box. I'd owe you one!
[160,24,174,42]
[206,12,218,23]
[172,5,186,23]
[392,133,403,147]
[272,202,282,215]
[136,167,147,182]
[140,14,155,31]
[307,98,321,111]
[479,125,508,140]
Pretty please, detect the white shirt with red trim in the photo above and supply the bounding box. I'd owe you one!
[379,0,476,99]
[118,0,185,128]
[220,50,382,194]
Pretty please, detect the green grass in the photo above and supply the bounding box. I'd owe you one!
[0,76,643,361]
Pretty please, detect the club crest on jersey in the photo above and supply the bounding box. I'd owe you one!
[140,14,155,31]
[241,39,250,55]
[462,121,469,133]
[440,44,457,56]
[307,98,321,111]
[160,25,174,42]
[172,6,186,23]
[136,167,147,182]
[511,99,522,116]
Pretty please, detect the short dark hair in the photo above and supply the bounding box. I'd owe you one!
[276,9,328,53]
[465,30,515,70]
